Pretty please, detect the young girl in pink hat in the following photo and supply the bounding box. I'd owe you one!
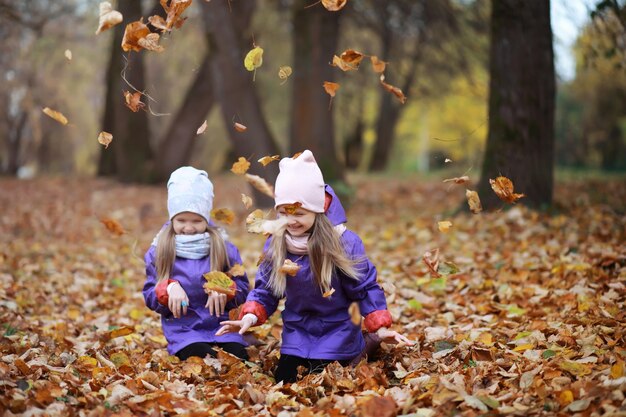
[218,151,412,382]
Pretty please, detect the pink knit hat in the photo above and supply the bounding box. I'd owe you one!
[274,150,326,213]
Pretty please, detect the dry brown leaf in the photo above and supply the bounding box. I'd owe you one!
[211,208,235,225]
[245,174,274,198]
[322,288,336,298]
[100,217,125,236]
[331,49,363,71]
[95,1,123,35]
[349,302,361,326]
[321,0,348,12]
[202,271,235,297]
[380,74,407,104]
[489,176,525,204]
[228,264,245,277]
[323,81,340,97]
[423,248,440,278]
[97,131,113,149]
[466,189,482,214]
[241,193,253,209]
[196,120,208,135]
[230,157,251,175]
[157,0,192,30]
[280,259,301,277]
[121,20,151,52]
[438,221,452,233]
[370,55,386,73]
[282,203,302,215]
[258,155,280,167]
[42,107,68,125]
[123,91,145,112]
[443,175,470,185]
[137,33,164,52]
[234,122,247,132]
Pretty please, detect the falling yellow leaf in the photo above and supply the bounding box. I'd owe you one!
[380,74,407,104]
[438,221,452,233]
[245,174,274,198]
[323,81,340,97]
[42,107,68,125]
[322,288,335,298]
[321,0,348,12]
[244,46,264,81]
[278,66,292,84]
[241,193,253,209]
[490,176,525,204]
[211,208,235,225]
[234,122,247,132]
[95,1,123,35]
[196,120,208,135]
[349,302,361,326]
[280,259,301,276]
[228,264,246,277]
[231,157,251,175]
[64,49,72,61]
[97,131,113,149]
[258,155,280,166]
[466,189,482,214]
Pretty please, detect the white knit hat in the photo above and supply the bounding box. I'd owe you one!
[274,150,325,213]
[167,166,214,223]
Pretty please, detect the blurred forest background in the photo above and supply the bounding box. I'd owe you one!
[0,0,625,204]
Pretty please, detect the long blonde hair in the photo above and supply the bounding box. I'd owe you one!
[155,223,230,281]
[265,214,358,297]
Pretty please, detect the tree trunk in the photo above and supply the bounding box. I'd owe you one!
[477,0,555,210]
[289,0,344,182]
[98,0,153,183]
[201,0,280,207]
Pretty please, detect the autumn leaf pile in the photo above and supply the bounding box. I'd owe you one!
[0,174,625,416]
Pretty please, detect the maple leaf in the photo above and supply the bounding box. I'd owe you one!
[443,175,470,185]
[42,107,68,125]
[370,56,386,73]
[245,174,274,198]
[279,259,300,276]
[95,1,123,35]
[202,271,235,297]
[465,189,482,214]
[100,217,125,236]
[380,74,407,104]
[241,193,253,209]
[97,131,113,148]
[211,208,235,225]
[196,120,208,135]
[332,49,363,71]
[123,91,145,112]
[490,176,525,204]
[321,0,348,11]
[230,157,251,175]
[121,19,151,52]
[258,155,280,166]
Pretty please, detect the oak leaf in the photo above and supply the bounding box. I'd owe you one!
[230,157,251,175]
[380,74,407,104]
[489,176,525,204]
[203,271,235,297]
[282,202,302,215]
[95,2,123,35]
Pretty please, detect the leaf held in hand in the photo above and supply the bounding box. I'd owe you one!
[280,259,301,276]
[465,189,482,214]
[97,131,113,148]
[203,271,235,297]
[42,107,68,125]
[490,176,525,204]
[231,157,251,175]
[211,208,235,225]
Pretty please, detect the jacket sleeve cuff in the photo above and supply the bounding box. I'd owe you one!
[156,279,178,305]
[364,309,392,333]
[226,281,237,302]
[238,301,268,325]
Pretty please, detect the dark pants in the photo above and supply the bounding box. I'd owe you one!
[176,342,249,361]
[274,354,349,383]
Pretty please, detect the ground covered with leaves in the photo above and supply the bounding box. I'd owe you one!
[1,174,625,416]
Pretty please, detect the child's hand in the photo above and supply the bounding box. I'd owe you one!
[216,314,257,336]
[205,290,227,316]
[168,283,189,319]
[376,328,414,346]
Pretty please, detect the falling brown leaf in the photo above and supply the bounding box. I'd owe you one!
[423,248,440,278]
[241,193,253,209]
[322,288,336,298]
[121,20,151,52]
[466,189,482,214]
[149,0,192,31]
[443,175,470,185]
[348,302,361,326]
[123,91,145,112]
[292,151,303,159]
[438,221,452,233]
[202,271,235,297]
[490,176,525,204]
[321,0,348,12]
[230,157,251,175]
[137,33,164,52]
[95,1,123,35]
[234,122,247,132]
[211,208,235,225]
[100,217,125,236]
[228,264,246,277]
[280,259,301,277]
[380,74,407,104]
[97,131,113,149]
[282,203,302,215]
[258,155,280,166]
[331,49,363,71]
[42,107,68,125]
[323,81,340,97]
[196,120,208,135]
[64,49,72,61]
[245,174,274,198]
[370,55,386,73]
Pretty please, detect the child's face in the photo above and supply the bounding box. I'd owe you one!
[277,205,316,236]
[172,212,208,235]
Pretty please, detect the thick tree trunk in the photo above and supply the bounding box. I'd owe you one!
[201,0,280,207]
[290,0,344,182]
[477,0,555,210]
[98,0,153,183]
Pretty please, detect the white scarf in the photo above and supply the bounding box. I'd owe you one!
[284,224,347,255]
[174,233,211,259]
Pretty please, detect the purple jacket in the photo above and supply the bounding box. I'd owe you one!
[143,241,249,355]
[242,185,390,360]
